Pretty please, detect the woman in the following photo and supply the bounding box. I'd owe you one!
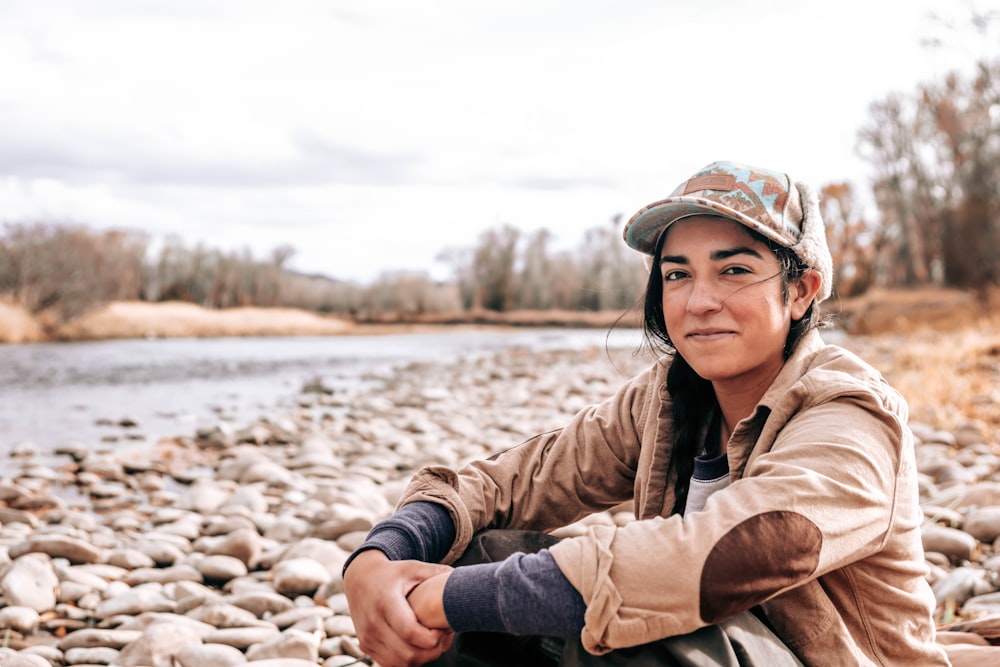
[344,161,949,666]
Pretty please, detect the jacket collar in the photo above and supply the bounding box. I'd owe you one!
[725,328,826,477]
[758,328,826,412]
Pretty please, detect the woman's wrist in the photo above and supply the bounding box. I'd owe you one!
[407,570,452,630]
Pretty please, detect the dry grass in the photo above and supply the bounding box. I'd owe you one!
[0,300,45,343]
[358,308,638,329]
[839,315,1000,434]
[49,301,356,340]
[830,287,989,335]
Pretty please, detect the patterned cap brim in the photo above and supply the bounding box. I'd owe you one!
[624,196,797,256]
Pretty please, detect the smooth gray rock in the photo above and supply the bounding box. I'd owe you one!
[324,656,363,667]
[267,605,332,630]
[157,517,204,541]
[202,626,281,649]
[134,540,187,566]
[226,591,295,618]
[177,478,232,515]
[64,646,121,665]
[0,651,51,667]
[263,516,310,543]
[219,487,270,515]
[312,517,373,542]
[245,628,320,662]
[114,611,217,637]
[18,645,64,664]
[270,557,331,596]
[279,538,349,576]
[57,628,144,650]
[240,461,295,486]
[113,621,204,667]
[107,548,156,570]
[8,535,105,564]
[196,555,248,581]
[921,524,978,561]
[0,606,40,633]
[185,602,265,628]
[94,586,177,619]
[175,642,248,667]
[200,515,256,538]
[124,563,203,586]
[956,482,1000,509]
[1,553,59,612]
[206,528,261,568]
[962,591,1000,617]
[80,453,126,481]
[57,580,93,603]
[72,563,129,581]
[0,508,38,529]
[964,506,1000,543]
[323,615,356,638]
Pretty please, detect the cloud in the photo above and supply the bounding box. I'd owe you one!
[289,130,426,186]
[510,175,619,191]
[0,117,428,189]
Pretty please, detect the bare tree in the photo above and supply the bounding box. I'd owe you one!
[858,95,934,286]
[923,64,1000,288]
[517,229,556,310]
[436,246,476,309]
[819,183,883,297]
[362,270,460,317]
[0,223,147,322]
[472,225,520,312]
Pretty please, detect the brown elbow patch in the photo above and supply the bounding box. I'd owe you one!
[700,511,822,624]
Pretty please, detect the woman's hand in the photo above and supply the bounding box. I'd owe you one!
[407,570,453,630]
[344,550,454,667]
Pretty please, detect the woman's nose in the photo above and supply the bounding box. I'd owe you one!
[686,278,724,314]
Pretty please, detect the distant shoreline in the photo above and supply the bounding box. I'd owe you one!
[0,300,637,345]
[0,286,994,344]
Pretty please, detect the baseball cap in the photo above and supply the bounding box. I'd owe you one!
[623,160,832,301]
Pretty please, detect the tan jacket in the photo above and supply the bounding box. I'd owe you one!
[400,330,949,665]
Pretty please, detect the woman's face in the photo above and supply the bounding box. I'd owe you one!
[658,215,813,390]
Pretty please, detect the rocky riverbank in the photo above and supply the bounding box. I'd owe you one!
[1,341,999,666]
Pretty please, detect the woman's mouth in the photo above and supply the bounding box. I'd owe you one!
[687,329,734,342]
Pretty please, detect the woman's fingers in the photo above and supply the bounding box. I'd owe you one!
[345,552,455,667]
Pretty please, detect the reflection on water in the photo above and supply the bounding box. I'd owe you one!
[0,328,644,456]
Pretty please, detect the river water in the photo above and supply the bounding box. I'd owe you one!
[0,327,645,457]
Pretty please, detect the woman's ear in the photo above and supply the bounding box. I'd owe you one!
[790,269,823,320]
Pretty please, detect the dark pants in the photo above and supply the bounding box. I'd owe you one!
[424,530,804,667]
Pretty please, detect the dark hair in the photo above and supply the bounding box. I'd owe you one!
[641,224,822,515]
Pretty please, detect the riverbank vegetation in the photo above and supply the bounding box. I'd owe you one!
[1,54,998,344]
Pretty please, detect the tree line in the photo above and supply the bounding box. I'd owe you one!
[0,217,646,325]
[1,53,998,324]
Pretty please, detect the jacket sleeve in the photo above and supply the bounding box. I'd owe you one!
[396,363,664,564]
[548,388,910,654]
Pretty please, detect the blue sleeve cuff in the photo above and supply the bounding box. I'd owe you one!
[443,561,505,632]
[343,501,455,575]
[442,549,586,637]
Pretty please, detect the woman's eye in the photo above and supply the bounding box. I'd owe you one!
[722,266,751,276]
[663,270,687,282]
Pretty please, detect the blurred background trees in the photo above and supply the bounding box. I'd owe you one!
[857,61,1000,292]
[0,214,645,322]
[0,224,147,323]
[856,6,1000,295]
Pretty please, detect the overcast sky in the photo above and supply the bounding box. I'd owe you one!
[1,1,997,283]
